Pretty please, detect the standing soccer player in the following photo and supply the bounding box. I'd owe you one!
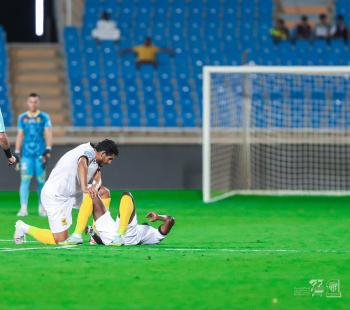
[15,93,53,216]
[0,107,17,165]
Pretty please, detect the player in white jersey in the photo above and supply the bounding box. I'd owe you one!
[13,139,119,245]
[87,190,175,246]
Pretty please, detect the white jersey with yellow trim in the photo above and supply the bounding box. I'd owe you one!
[42,142,98,201]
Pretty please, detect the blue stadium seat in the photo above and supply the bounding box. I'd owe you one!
[182,111,195,127]
[72,110,88,127]
[127,109,141,127]
[145,110,159,127]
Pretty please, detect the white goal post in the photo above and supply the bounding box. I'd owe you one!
[203,66,350,203]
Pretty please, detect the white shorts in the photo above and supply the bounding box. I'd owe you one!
[41,190,75,234]
[94,212,166,246]
[116,214,166,246]
[94,211,118,245]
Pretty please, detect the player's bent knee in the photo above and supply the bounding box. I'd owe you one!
[99,186,110,199]
[121,191,133,198]
[53,231,68,243]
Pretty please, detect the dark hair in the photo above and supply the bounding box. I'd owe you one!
[320,14,327,20]
[101,11,110,20]
[95,139,119,156]
[301,15,308,21]
[337,14,344,21]
[28,93,40,98]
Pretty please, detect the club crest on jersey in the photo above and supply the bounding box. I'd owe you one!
[61,218,68,226]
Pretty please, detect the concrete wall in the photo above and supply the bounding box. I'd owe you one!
[0,144,202,191]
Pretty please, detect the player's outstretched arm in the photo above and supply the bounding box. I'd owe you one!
[146,212,175,235]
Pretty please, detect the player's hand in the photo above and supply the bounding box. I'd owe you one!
[87,186,98,199]
[14,151,21,163]
[14,152,21,171]
[8,155,17,166]
[42,148,52,165]
[43,148,52,159]
[146,211,159,222]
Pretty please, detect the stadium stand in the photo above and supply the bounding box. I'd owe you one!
[63,0,350,128]
[0,26,11,127]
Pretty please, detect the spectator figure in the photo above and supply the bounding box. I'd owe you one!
[121,37,174,69]
[92,11,121,42]
[270,19,289,43]
[295,15,312,40]
[315,14,330,40]
[331,14,349,42]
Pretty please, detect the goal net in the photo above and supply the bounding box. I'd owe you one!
[203,66,350,202]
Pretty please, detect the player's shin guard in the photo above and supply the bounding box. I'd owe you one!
[73,195,93,236]
[27,226,56,245]
[118,194,134,235]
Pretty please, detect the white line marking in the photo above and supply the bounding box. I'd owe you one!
[0,239,38,243]
[117,247,350,254]
[1,243,349,254]
[0,245,77,252]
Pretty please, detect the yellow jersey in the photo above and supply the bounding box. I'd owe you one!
[133,45,160,61]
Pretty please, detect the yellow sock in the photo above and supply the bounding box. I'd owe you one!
[27,226,56,245]
[102,198,111,210]
[74,196,111,235]
[73,195,93,236]
[118,195,134,235]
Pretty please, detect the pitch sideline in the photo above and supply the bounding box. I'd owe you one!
[0,245,77,252]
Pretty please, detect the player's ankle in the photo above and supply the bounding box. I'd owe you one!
[20,204,27,210]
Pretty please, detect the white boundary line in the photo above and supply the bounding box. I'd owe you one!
[78,246,350,254]
[0,245,77,252]
[1,241,349,254]
[126,247,350,254]
[0,239,38,243]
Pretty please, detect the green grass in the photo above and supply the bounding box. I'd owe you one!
[0,190,349,309]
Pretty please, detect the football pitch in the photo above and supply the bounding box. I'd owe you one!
[0,190,349,309]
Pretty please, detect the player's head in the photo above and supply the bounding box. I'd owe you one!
[27,93,40,112]
[94,139,119,166]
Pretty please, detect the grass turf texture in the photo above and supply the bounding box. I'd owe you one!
[0,190,349,309]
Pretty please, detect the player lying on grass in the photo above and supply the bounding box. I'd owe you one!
[88,190,175,246]
[13,139,119,245]
[64,188,175,246]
